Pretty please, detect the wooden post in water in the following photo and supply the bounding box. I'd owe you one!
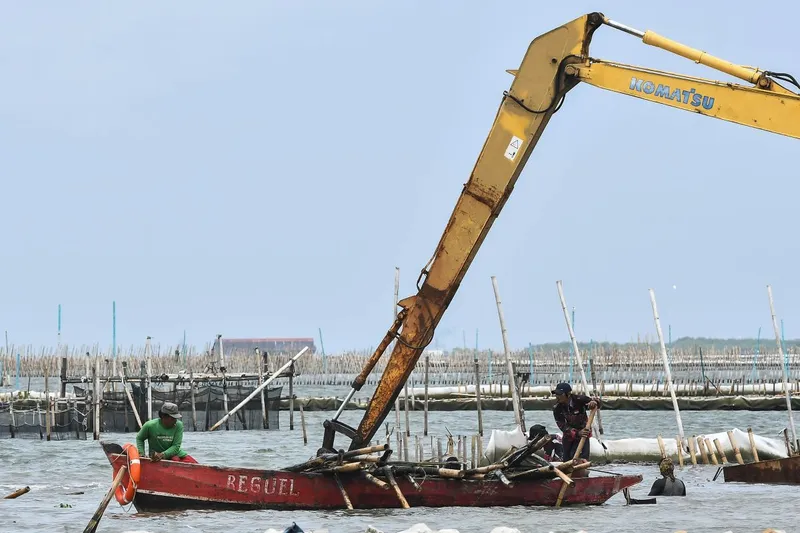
[687,434,697,465]
[393,267,402,434]
[299,403,307,445]
[649,289,685,445]
[424,354,429,436]
[121,362,142,430]
[726,430,744,465]
[3,486,30,499]
[474,356,483,436]
[656,435,666,459]
[675,435,684,467]
[747,428,760,462]
[403,380,410,437]
[491,276,524,432]
[60,357,67,398]
[190,369,197,432]
[93,357,100,440]
[713,438,729,463]
[767,284,798,450]
[145,337,153,421]
[289,361,295,430]
[217,335,229,430]
[45,366,51,441]
[256,348,267,429]
[557,280,603,440]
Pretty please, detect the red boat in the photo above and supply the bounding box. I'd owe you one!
[102,442,641,511]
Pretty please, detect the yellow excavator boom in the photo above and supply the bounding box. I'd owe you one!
[320,12,799,453]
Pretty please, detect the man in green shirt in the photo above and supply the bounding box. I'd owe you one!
[136,402,198,463]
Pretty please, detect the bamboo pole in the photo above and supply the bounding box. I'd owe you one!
[82,465,127,533]
[726,430,744,465]
[121,363,142,430]
[45,367,51,441]
[491,276,524,432]
[299,403,307,445]
[687,436,697,465]
[767,284,797,450]
[145,337,153,421]
[190,370,197,431]
[333,473,353,510]
[656,435,666,459]
[648,289,685,444]
[209,348,309,431]
[675,435,684,468]
[555,407,596,507]
[713,438,729,463]
[385,467,410,509]
[704,438,718,464]
[423,354,429,436]
[474,356,484,437]
[218,334,229,430]
[747,428,760,462]
[3,486,30,499]
[256,348,267,429]
[393,267,402,434]
[556,280,602,439]
[93,357,100,440]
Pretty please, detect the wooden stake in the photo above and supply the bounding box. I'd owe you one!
[82,465,127,533]
[424,354,429,436]
[767,284,798,448]
[687,435,697,465]
[333,473,353,510]
[385,467,410,509]
[3,486,30,499]
[190,370,198,431]
[675,435,684,468]
[93,357,100,440]
[256,348,267,429]
[492,276,524,432]
[44,367,51,441]
[649,289,685,443]
[474,357,483,437]
[726,430,744,465]
[704,438,718,464]
[656,435,666,459]
[747,428,760,462]
[556,280,603,439]
[299,403,308,445]
[713,438,729,463]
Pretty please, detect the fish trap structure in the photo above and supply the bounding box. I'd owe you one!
[72,380,283,433]
[0,397,88,440]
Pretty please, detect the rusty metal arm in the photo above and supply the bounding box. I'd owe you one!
[324,12,607,452]
[323,12,799,453]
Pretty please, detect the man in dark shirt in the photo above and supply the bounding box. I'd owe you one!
[552,382,597,463]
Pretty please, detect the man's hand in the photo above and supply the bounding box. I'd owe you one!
[587,400,598,410]
[578,428,591,438]
[151,452,164,462]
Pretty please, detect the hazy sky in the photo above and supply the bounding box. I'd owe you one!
[1,2,798,354]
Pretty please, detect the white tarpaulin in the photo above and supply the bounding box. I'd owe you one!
[481,426,787,465]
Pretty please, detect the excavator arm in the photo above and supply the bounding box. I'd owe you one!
[320,12,799,453]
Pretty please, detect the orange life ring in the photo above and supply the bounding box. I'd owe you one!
[114,443,141,505]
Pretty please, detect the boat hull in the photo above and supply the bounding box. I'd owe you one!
[102,442,641,512]
[723,456,800,485]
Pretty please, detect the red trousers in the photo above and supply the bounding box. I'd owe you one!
[169,454,198,463]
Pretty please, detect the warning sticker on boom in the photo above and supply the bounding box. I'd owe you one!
[504,136,523,161]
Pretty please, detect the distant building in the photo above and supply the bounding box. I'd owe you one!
[217,337,317,355]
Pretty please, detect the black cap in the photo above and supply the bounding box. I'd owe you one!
[529,424,548,440]
[552,382,572,395]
